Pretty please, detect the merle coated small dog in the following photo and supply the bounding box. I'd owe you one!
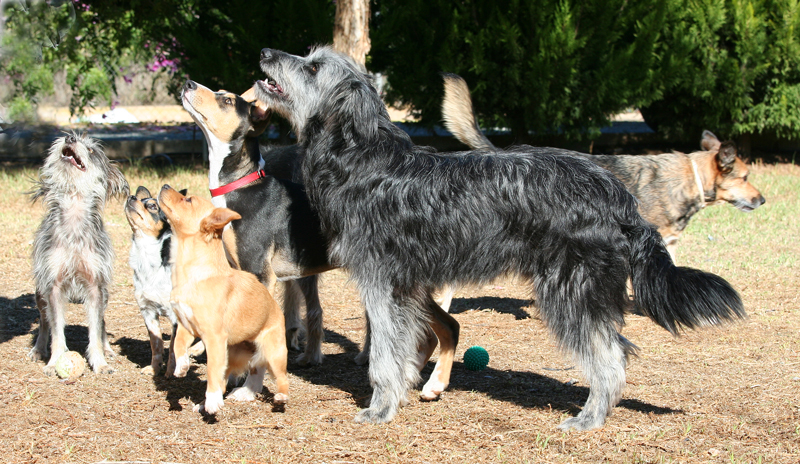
[125,186,204,375]
[29,133,129,375]
[255,46,746,431]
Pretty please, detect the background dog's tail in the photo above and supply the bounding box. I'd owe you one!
[441,73,496,151]
[626,221,746,334]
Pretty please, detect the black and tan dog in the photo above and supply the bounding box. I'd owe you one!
[441,74,766,259]
[180,80,332,365]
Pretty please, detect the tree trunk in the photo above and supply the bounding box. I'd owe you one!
[333,0,371,68]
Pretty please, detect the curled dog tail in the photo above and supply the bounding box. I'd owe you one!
[626,221,746,335]
[441,73,496,151]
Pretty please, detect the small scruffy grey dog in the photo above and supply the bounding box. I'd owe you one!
[28,133,129,375]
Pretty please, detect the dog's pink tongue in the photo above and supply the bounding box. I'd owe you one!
[267,81,283,94]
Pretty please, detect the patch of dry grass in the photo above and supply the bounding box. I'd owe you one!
[0,162,797,463]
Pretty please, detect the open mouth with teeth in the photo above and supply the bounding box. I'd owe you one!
[258,76,284,96]
[61,145,87,171]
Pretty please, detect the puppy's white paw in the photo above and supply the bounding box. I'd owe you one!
[195,391,224,415]
[273,393,289,405]
[172,354,190,378]
[227,386,257,402]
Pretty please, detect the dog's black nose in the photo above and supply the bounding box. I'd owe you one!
[184,80,196,91]
[65,134,76,144]
[261,48,273,60]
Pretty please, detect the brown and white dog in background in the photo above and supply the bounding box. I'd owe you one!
[159,185,289,415]
[29,133,129,375]
[441,73,766,260]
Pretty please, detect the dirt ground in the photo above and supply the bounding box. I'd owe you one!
[0,162,798,463]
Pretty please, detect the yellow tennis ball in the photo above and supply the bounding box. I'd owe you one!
[55,351,86,380]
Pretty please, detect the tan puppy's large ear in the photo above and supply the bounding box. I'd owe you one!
[200,208,242,237]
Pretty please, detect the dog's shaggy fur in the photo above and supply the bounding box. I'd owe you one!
[29,133,129,374]
[256,46,745,431]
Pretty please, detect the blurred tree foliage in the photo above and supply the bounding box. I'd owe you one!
[371,0,666,141]
[371,0,800,142]
[4,0,800,144]
[97,0,335,96]
[642,0,800,141]
[1,0,152,121]
[0,0,333,122]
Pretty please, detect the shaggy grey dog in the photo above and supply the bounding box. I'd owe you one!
[255,46,745,431]
[29,133,129,375]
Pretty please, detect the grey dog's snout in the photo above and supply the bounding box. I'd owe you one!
[261,48,274,60]
[65,134,76,144]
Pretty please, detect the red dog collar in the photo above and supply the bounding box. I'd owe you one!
[209,169,267,197]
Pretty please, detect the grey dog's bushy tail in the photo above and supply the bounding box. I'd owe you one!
[625,223,746,334]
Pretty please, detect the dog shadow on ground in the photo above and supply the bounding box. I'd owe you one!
[115,334,210,416]
[0,294,38,344]
[433,362,680,418]
[0,293,98,358]
[449,296,534,320]
[291,327,679,418]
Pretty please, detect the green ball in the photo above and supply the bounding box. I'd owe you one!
[463,346,489,371]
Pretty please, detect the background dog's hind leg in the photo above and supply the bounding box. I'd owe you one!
[296,276,325,366]
[85,286,114,374]
[282,280,303,351]
[355,283,428,424]
[227,345,265,403]
[354,314,371,366]
[28,292,51,363]
[420,296,460,401]
[433,285,456,313]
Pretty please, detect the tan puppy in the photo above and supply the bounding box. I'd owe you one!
[158,185,289,415]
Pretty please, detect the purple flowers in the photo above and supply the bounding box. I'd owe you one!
[145,39,181,74]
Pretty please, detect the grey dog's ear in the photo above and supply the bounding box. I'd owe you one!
[328,78,382,145]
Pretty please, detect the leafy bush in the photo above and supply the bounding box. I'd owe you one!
[642,0,800,141]
[371,0,666,140]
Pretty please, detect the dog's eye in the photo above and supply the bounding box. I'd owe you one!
[146,203,157,211]
[309,63,319,75]
[224,98,232,105]
[742,174,748,182]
